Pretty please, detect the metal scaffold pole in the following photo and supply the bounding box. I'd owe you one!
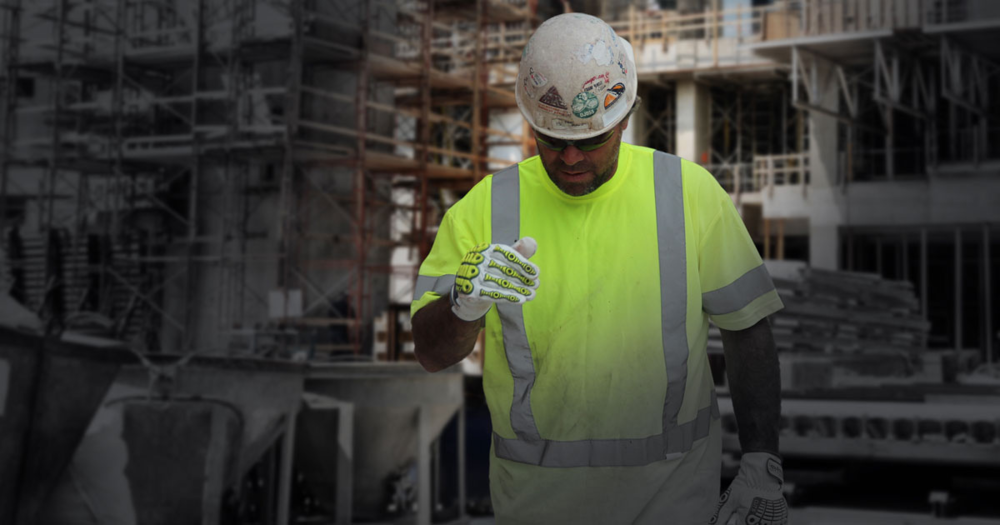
[35,0,69,334]
[220,0,249,339]
[353,0,372,354]
[108,0,128,335]
[43,0,67,239]
[278,0,303,352]
[476,0,491,184]
[471,0,483,183]
[0,0,20,238]
[182,0,204,351]
[415,0,432,262]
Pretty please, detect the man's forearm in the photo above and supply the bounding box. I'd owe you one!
[412,296,484,372]
[719,317,781,455]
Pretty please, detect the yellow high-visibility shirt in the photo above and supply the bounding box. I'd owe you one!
[412,143,783,524]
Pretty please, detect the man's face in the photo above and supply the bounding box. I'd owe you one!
[535,119,629,197]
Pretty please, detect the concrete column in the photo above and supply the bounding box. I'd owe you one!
[810,224,840,270]
[622,85,646,147]
[674,80,710,162]
[806,61,844,270]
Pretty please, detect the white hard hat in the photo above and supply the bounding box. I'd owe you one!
[516,13,637,140]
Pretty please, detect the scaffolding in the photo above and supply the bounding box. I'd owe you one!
[3,0,995,356]
[329,0,535,359]
[0,0,536,357]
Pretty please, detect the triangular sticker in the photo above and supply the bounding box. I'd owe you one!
[539,86,568,110]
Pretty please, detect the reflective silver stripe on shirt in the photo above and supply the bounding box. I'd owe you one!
[491,164,521,244]
[491,153,718,467]
[654,150,691,457]
[702,264,775,315]
[412,274,456,301]
[492,164,542,441]
[494,391,719,467]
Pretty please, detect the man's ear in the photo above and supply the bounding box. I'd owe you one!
[620,116,630,132]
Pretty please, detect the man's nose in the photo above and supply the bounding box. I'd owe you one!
[559,146,585,166]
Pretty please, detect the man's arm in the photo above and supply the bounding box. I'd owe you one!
[719,317,781,455]
[412,296,484,373]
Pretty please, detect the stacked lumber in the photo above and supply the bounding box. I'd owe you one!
[769,267,930,355]
[709,264,933,390]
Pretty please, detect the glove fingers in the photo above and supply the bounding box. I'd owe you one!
[484,260,538,290]
[481,272,536,298]
[488,244,540,283]
[474,281,531,304]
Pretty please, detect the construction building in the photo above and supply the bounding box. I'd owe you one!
[1,0,999,523]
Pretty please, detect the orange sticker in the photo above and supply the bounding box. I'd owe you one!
[604,82,625,109]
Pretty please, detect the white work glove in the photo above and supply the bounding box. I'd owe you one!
[450,237,540,321]
[710,452,788,525]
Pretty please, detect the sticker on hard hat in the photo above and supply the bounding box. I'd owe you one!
[606,24,618,45]
[605,82,625,109]
[572,92,600,119]
[551,118,590,131]
[538,86,569,115]
[574,40,613,66]
[616,51,628,75]
[582,72,610,94]
[522,77,535,99]
[529,67,548,87]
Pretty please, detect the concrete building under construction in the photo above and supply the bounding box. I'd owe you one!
[1,0,999,522]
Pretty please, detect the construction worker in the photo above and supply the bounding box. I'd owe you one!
[411,13,787,525]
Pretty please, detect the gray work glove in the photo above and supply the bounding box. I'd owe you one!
[710,452,788,525]
[450,237,540,321]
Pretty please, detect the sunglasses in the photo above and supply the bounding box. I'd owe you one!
[534,128,617,152]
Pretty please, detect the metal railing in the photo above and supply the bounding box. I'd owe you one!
[753,153,811,192]
[793,0,924,36]
[705,154,811,194]
[608,3,767,50]
[606,0,926,50]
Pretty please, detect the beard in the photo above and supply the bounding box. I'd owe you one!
[538,138,622,197]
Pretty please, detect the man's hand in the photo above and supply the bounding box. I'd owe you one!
[711,452,788,525]
[451,237,540,321]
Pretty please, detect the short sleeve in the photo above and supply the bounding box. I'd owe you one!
[410,179,490,317]
[695,169,784,331]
